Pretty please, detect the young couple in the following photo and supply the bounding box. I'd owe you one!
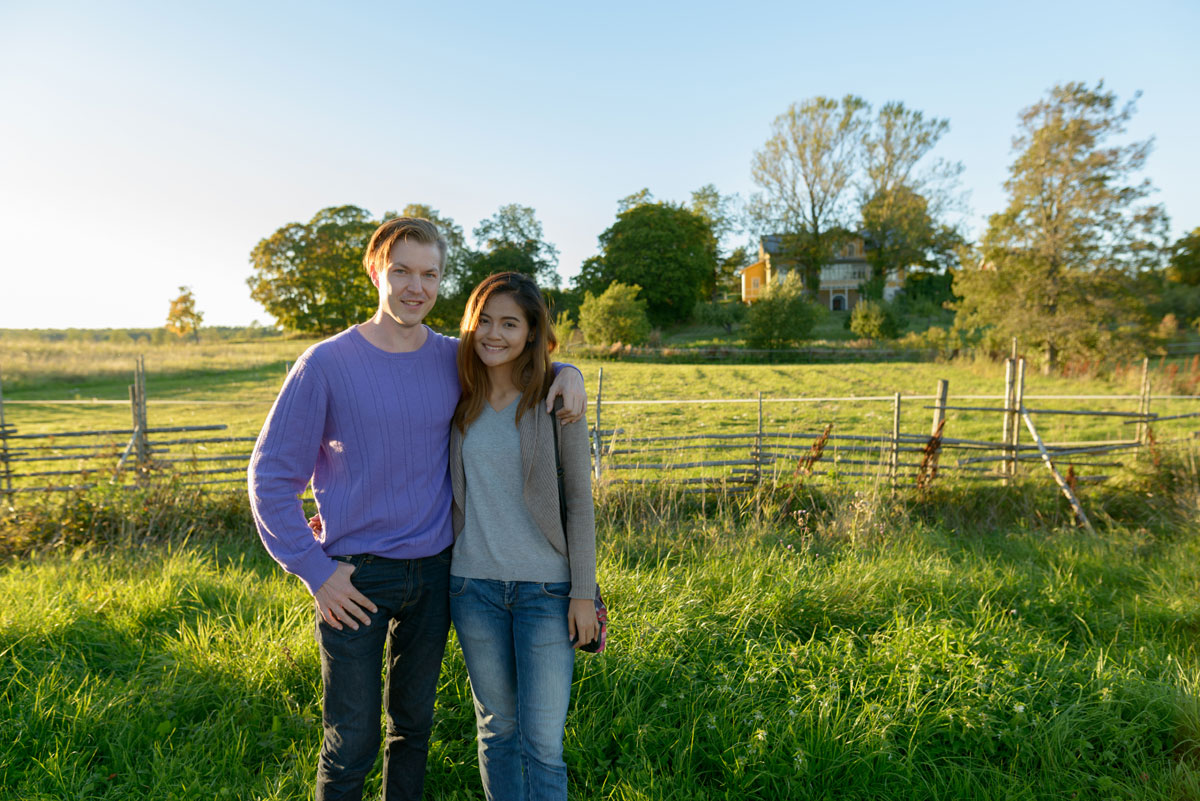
[248,216,598,801]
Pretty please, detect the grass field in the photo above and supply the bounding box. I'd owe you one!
[1,474,1199,800]
[4,336,1198,477]
[2,337,1200,798]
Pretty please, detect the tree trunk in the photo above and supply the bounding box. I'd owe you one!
[1043,341,1057,375]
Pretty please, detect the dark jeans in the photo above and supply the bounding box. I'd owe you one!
[314,548,451,801]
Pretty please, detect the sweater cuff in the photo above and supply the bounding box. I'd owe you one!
[295,550,338,596]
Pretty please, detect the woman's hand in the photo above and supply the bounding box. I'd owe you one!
[568,597,599,649]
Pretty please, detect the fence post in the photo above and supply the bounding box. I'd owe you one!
[1002,358,1015,484]
[1136,356,1151,448]
[130,356,149,483]
[931,379,948,438]
[890,392,901,490]
[0,367,13,509]
[1013,358,1026,478]
[592,367,603,482]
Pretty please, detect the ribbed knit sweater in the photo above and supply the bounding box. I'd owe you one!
[248,326,459,594]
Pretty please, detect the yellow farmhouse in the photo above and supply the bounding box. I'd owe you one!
[739,235,903,310]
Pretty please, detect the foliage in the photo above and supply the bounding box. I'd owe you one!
[469,203,561,289]
[247,205,380,335]
[859,102,964,286]
[1167,227,1200,286]
[694,300,747,333]
[690,184,745,299]
[580,203,716,327]
[751,95,868,295]
[744,273,823,348]
[577,281,651,345]
[165,286,203,342]
[954,82,1169,373]
[850,298,901,340]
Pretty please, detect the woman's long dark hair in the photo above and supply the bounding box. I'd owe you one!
[454,272,557,433]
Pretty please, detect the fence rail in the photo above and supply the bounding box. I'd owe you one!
[3,355,1197,531]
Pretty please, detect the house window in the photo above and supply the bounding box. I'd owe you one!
[751,277,760,289]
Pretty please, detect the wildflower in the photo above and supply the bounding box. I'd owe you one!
[1014,704,1025,714]
[754,729,767,742]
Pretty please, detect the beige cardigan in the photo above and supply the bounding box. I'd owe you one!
[450,402,597,599]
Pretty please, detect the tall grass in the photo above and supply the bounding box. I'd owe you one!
[2,455,1199,799]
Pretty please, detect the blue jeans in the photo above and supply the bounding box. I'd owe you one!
[314,549,451,801]
[449,577,576,801]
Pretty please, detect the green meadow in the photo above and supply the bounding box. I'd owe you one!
[2,337,1200,799]
[2,475,1199,800]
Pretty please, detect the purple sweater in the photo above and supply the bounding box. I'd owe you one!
[248,326,459,594]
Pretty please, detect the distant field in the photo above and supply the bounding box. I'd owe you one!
[3,336,1199,493]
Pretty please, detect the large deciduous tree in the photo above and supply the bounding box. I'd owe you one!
[690,184,744,299]
[859,102,964,291]
[954,82,1169,372]
[579,202,716,327]
[247,205,380,335]
[466,204,561,290]
[751,95,868,295]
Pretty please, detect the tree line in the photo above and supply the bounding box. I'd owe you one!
[240,80,1194,372]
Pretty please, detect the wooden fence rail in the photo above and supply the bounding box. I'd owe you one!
[3,355,1197,530]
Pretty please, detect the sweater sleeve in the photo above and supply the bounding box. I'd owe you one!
[559,408,597,599]
[247,356,337,595]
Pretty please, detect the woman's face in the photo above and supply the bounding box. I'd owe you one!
[472,292,532,370]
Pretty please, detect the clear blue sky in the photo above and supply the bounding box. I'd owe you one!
[1,0,1196,329]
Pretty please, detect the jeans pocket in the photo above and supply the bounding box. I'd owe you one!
[448,575,469,598]
[540,581,572,599]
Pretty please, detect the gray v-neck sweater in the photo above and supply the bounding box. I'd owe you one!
[451,399,570,583]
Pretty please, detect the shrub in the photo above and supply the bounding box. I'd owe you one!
[694,300,746,333]
[743,274,823,349]
[578,282,651,346]
[850,299,901,340]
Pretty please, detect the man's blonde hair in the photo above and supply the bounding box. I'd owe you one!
[362,217,448,282]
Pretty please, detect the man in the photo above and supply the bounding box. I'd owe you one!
[248,216,584,800]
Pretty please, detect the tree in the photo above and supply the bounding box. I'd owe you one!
[858,102,964,290]
[166,286,203,342]
[467,204,561,290]
[616,188,655,214]
[580,202,716,327]
[849,299,900,340]
[578,282,651,345]
[1167,227,1200,286]
[743,274,823,349]
[751,95,868,295]
[247,205,380,335]
[690,184,744,299]
[954,82,1168,372]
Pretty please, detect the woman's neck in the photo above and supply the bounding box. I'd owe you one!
[485,364,521,410]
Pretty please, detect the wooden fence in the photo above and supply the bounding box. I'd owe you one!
[3,357,1198,528]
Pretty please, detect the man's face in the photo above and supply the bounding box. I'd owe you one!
[376,239,442,328]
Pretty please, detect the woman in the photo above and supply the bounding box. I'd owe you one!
[449,271,598,801]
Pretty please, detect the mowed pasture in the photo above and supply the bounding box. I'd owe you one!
[2,337,1200,799]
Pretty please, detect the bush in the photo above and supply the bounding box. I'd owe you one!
[850,299,901,340]
[743,274,823,349]
[694,300,746,333]
[578,282,651,346]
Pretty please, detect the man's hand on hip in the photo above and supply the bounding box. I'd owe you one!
[546,366,586,424]
[314,561,378,630]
